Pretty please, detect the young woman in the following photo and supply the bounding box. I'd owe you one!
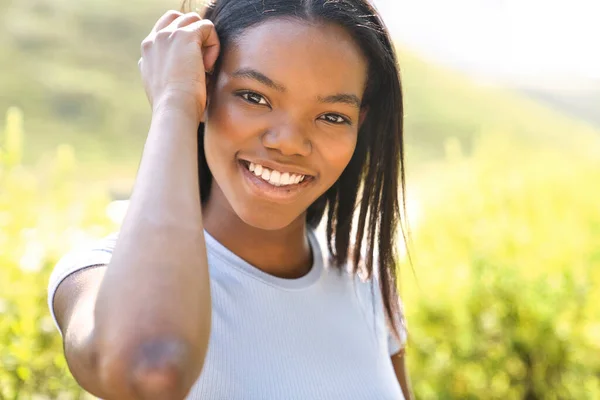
[48,0,413,398]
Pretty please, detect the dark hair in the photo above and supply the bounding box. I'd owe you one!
[182,0,408,345]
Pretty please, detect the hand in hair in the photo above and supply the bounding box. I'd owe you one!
[138,10,221,123]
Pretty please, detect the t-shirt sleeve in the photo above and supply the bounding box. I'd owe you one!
[379,288,407,356]
[386,300,408,356]
[354,273,408,356]
[369,271,408,356]
[47,233,118,333]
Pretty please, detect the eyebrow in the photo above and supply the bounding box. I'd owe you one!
[231,68,286,92]
[317,94,361,109]
[231,68,362,109]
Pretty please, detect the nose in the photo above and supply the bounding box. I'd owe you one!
[261,119,312,157]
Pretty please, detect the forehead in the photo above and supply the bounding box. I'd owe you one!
[221,18,368,96]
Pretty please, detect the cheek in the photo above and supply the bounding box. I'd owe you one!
[208,100,244,145]
[316,133,358,180]
[203,103,239,187]
[205,96,258,165]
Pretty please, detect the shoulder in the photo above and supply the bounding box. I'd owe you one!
[47,232,119,332]
[49,232,119,288]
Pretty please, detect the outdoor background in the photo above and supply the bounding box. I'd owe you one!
[1,0,599,399]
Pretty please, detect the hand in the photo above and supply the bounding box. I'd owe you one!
[138,10,221,122]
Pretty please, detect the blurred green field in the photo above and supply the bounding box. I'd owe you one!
[1,0,600,398]
[400,135,600,398]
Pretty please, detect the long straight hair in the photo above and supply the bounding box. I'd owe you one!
[182,0,408,345]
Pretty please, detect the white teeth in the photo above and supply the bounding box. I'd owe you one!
[269,170,281,186]
[246,162,307,186]
[261,169,271,181]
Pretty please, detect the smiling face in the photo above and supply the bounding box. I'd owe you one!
[203,18,368,230]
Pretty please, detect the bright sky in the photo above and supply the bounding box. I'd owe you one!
[374,0,600,82]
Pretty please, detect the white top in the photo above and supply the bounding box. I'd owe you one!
[48,229,407,399]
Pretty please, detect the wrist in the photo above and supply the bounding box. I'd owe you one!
[149,103,201,141]
[153,91,202,123]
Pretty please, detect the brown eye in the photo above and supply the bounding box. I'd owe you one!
[319,113,350,125]
[239,91,269,106]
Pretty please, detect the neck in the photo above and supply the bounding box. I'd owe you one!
[202,185,313,279]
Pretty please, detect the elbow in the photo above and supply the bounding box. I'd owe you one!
[128,338,196,399]
[97,337,203,400]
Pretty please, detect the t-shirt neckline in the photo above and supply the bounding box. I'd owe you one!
[203,228,324,290]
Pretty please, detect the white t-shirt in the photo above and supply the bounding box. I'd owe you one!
[48,229,407,399]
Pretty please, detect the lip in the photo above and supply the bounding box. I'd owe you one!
[238,160,315,204]
[238,158,316,178]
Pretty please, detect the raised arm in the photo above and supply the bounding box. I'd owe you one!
[52,11,220,399]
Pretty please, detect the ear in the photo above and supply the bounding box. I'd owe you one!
[358,106,369,129]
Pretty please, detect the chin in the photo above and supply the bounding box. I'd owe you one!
[234,203,305,231]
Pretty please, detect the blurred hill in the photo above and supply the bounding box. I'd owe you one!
[399,53,600,163]
[515,81,600,129]
[0,0,169,166]
[1,0,599,172]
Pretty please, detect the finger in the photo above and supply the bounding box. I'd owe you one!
[151,10,183,34]
[174,12,202,28]
[182,20,221,73]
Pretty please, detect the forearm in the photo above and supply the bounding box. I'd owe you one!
[127,97,205,230]
[93,102,212,397]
